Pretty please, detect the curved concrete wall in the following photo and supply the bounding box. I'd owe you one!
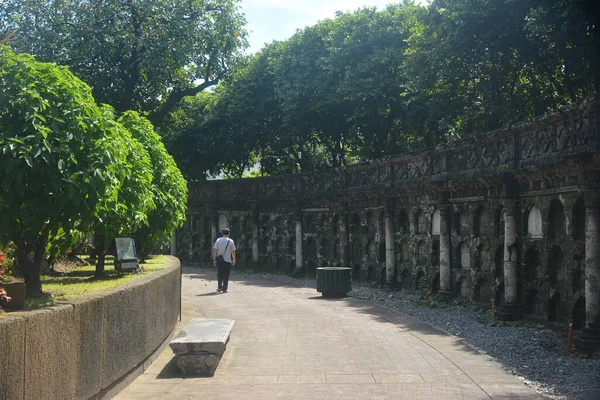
[0,256,181,400]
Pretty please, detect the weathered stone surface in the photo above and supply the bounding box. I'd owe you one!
[101,263,181,387]
[71,295,107,399]
[170,318,234,376]
[179,97,600,331]
[24,305,77,400]
[0,256,181,400]
[0,315,25,400]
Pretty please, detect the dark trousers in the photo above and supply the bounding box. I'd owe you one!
[217,263,232,291]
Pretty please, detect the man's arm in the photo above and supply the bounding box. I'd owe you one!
[231,250,236,266]
[213,246,218,266]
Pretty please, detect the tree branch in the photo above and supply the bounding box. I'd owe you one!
[149,79,219,126]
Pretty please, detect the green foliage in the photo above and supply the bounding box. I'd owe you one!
[94,109,156,237]
[119,112,188,258]
[166,0,598,177]
[3,0,248,125]
[0,46,129,294]
[405,0,598,137]
[0,47,183,292]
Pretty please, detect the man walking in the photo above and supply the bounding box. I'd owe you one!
[213,228,236,293]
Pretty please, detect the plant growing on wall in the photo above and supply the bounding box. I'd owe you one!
[0,250,12,308]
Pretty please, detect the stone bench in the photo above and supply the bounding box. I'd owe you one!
[169,318,234,376]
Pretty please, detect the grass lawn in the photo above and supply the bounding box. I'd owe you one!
[25,255,169,309]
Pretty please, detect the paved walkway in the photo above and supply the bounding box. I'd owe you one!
[115,267,544,400]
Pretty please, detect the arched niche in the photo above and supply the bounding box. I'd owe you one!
[495,207,505,237]
[333,239,340,261]
[473,205,487,237]
[416,240,427,265]
[453,210,462,235]
[367,240,376,262]
[460,242,470,270]
[494,246,504,278]
[366,212,375,234]
[525,288,538,315]
[524,247,540,282]
[431,273,440,294]
[473,244,484,271]
[192,217,200,231]
[572,198,585,241]
[351,240,362,264]
[572,297,586,330]
[431,209,441,235]
[320,237,330,259]
[396,240,405,263]
[415,210,426,234]
[332,214,339,235]
[275,238,284,255]
[350,213,361,234]
[527,205,543,238]
[547,199,566,240]
[547,245,564,286]
[318,214,328,230]
[547,293,561,322]
[399,268,410,290]
[396,209,409,234]
[378,241,385,263]
[473,278,486,302]
[431,239,440,266]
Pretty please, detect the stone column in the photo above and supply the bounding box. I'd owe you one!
[211,216,218,242]
[252,214,259,263]
[384,206,395,284]
[218,213,228,230]
[295,213,303,273]
[438,206,452,300]
[171,232,177,256]
[497,200,523,321]
[575,191,600,350]
[339,211,349,266]
[503,201,518,303]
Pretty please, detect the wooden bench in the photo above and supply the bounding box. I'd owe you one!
[169,318,235,376]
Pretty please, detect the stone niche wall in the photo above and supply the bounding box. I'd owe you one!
[180,96,600,327]
[0,257,181,400]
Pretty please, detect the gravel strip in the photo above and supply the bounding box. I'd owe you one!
[256,272,600,400]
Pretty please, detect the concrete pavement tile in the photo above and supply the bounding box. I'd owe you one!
[372,373,425,383]
[325,373,376,383]
[277,374,327,383]
[115,269,544,400]
[419,373,474,384]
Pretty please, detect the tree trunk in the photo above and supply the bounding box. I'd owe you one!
[95,251,106,279]
[14,230,48,298]
[94,234,108,278]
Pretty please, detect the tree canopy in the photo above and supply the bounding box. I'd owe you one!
[2,0,248,126]
[0,46,187,294]
[164,0,599,178]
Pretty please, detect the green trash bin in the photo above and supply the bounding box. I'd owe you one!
[316,267,352,298]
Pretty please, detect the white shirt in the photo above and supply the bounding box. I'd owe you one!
[213,237,236,263]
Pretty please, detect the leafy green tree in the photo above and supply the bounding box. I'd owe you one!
[120,112,188,261]
[0,47,126,295]
[92,109,156,277]
[4,0,248,125]
[405,0,598,138]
